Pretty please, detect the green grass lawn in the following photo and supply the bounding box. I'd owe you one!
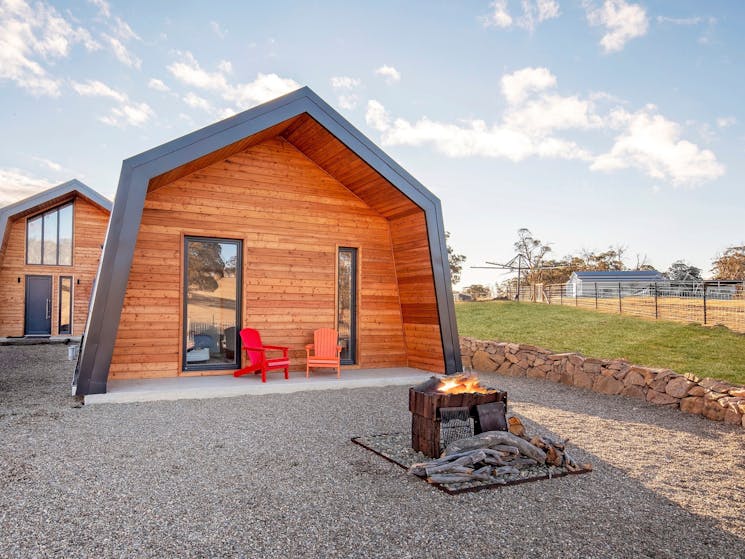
[456,301,745,385]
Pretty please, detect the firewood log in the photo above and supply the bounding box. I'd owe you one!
[442,431,547,464]
[492,465,520,477]
[427,473,477,484]
[471,465,493,481]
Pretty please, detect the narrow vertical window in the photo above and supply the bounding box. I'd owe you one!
[27,216,42,264]
[58,204,73,265]
[183,237,241,371]
[337,247,357,365]
[59,276,72,335]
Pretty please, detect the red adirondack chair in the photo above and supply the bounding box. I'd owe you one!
[234,328,290,383]
[305,328,342,378]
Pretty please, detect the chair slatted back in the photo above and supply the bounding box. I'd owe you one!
[313,328,339,358]
[240,328,264,367]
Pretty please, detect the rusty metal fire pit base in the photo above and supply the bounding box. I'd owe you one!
[352,432,591,495]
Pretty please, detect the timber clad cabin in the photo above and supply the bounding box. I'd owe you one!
[0,180,111,337]
[74,87,461,396]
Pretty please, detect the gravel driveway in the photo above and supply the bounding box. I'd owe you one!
[1,345,744,558]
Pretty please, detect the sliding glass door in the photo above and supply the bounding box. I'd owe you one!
[337,247,357,365]
[183,237,241,371]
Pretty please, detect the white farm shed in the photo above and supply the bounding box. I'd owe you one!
[566,270,666,297]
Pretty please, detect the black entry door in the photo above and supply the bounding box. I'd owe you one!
[25,275,52,336]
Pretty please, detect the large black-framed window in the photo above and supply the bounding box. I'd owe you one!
[59,276,73,335]
[26,203,73,266]
[182,236,242,371]
[337,247,357,365]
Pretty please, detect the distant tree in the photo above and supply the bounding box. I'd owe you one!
[633,254,656,271]
[187,241,226,292]
[666,260,703,283]
[446,231,466,285]
[464,284,492,300]
[580,247,626,271]
[513,228,553,285]
[712,246,745,280]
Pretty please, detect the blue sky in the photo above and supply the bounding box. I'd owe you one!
[1,0,743,285]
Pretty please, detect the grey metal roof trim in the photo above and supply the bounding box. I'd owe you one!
[0,179,111,256]
[74,87,461,395]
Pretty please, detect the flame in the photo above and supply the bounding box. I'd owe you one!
[436,373,496,395]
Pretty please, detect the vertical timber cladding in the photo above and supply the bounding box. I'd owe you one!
[0,197,108,336]
[107,136,409,379]
[389,211,446,373]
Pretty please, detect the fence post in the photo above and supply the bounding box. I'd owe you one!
[594,282,598,309]
[618,282,622,314]
[575,284,578,306]
[703,283,707,325]
[560,285,563,305]
[653,282,658,319]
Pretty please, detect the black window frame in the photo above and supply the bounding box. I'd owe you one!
[337,247,358,365]
[58,275,73,335]
[25,202,74,266]
[182,235,242,372]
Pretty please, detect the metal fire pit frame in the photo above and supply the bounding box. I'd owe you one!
[351,433,592,496]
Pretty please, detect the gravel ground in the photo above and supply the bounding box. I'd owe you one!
[1,345,744,559]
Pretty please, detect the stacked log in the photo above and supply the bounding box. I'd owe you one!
[408,417,591,485]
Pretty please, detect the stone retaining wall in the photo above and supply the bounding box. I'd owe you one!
[460,337,745,430]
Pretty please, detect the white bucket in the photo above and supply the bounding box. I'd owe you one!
[68,345,79,361]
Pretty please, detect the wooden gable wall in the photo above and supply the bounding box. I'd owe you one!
[108,136,412,378]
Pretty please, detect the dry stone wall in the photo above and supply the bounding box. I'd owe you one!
[460,337,745,430]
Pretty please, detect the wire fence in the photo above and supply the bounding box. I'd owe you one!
[506,280,745,333]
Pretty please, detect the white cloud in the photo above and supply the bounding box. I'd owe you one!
[331,76,362,110]
[481,0,560,32]
[0,168,55,206]
[31,157,63,172]
[716,116,736,128]
[71,79,127,102]
[104,34,141,68]
[501,66,556,104]
[218,60,233,74]
[375,65,401,84]
[183,92,213,112]
[591,107,725,185]
[167,52,300,112]
[71,78,152,127]
[0,0,99,96]
[99,101,154,127]
[88,0,111,18]
[585,0,648,53]
[365,66,723,186]
[111,16,139,41]
[210,21,226,39]
[148,78,170,92]
[330,76,361,89]
[656,16,703,26]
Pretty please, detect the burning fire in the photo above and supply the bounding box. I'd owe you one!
[436,373,496,395]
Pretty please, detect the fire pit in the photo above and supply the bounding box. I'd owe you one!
[409,375,508,458]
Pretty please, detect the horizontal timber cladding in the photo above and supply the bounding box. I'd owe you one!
[108,136,416,379]
[0,196,108,336]
[389,211,445,373]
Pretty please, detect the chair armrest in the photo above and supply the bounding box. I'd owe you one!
[263,344,289,351]
[336,345,343,356]
[242,346,267,353]
[305,344,314,350]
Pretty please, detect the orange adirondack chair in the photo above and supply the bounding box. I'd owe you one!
[234,328,290,383]
[305,328,342,378]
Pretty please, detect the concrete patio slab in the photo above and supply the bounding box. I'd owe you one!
[84,367,437,405]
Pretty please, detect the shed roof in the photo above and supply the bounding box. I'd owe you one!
[570,270,665,282]
[0,179,111,257]
[73,86,461,395]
